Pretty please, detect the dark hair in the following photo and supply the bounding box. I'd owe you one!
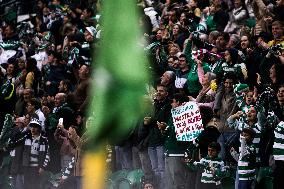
[156,84,168,92]
[208,142,221,152]
[179,54,187,60]
[26,58,37,72]
[199,106,213,126]
[226,48,239,65]
[218,32,230,42]
[172,93,189,104]
[61,79,72,90]
[85,8,94,17]
[48,50,62,61]
[29,98,41,110]
[223,72,237,84]
[242,127,256,139]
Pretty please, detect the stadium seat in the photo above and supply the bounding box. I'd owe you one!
[127,169,144,183]
[109,170,129,182]
[117,179,132,189]
[106,170,129,189]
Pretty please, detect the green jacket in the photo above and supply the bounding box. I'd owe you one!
[187,63,210,95]
[163,119,192,155]
[183,39,210,94]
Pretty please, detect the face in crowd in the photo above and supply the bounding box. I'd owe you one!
[224,78,234,93]
[155,86,168,101]
[240,35,250,50]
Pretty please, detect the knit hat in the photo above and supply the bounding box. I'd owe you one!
[86,26,97,37]
[234,83,249,94]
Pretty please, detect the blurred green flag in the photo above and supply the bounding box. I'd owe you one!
[88,0,149,148]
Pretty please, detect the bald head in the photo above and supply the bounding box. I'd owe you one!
[54,93,66,107]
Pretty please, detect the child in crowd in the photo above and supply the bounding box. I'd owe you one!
[187,142,225,189]
[233,83,256,113]
[227,106,264,162]
[230,128,256,189]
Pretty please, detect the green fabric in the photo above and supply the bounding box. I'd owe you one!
[109,170,128,182]
[257,167,272,182]
[163,120,191,154]
[3,10,17,22]
[0,114,13,148]
[187,63,210,94]
[237,144,256,180]
[273,122,284,160]
[126,169,144,184]
[206,15,217,32]
[245,18,256,28]
[184,40,194,68]
[188,156,226,184]
[89,0,149,147]
[211,60,223,75]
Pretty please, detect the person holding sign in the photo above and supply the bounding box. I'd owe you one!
[157,93,198,189]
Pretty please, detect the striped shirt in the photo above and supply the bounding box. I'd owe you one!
[227,117,262,162]
[30,136,40,167]
[237,143,256,180]
[220,62,243,78]
[273,121,284,161]
[194,156,225,185]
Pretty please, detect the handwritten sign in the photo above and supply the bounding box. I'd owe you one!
[171,101,204,141]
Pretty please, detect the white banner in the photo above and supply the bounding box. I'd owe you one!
[171,101,204,141]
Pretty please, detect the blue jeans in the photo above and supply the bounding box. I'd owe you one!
[115,146,133,171]
[238,180,253,189]
[148,146,165,189]
[74,176,82,189]
[11,174,24,189]
[218,132,237,162]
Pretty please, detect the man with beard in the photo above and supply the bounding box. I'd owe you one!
[159,71,176,98]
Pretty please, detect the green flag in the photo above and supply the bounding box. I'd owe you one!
[88,0,150,147]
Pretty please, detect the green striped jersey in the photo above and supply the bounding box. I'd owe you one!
[220,62,243,78]
[273,121,284,160]
[194,156,225,185]
[237,144,256,180]
[227,118,262,161]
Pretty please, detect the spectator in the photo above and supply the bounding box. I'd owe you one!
[230,128,256,189]
[187,142,225,189]
[1,118,50,189]
[157,93,194,189]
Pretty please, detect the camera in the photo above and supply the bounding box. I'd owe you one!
[268,44,283,56]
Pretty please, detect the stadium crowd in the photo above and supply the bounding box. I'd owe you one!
[0,0,284,189]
